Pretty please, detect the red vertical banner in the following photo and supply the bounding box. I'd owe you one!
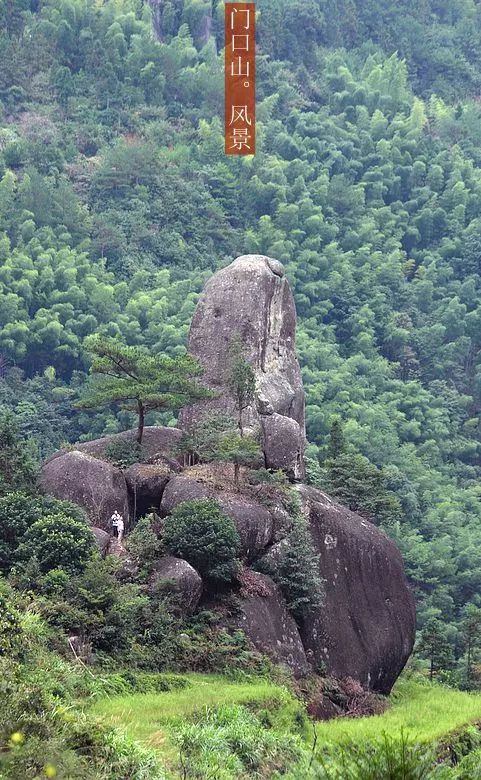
[225,3,256,155]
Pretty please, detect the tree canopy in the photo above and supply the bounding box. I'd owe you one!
[77,335,213,442]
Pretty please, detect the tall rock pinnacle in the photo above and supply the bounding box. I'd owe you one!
[179,255,306,479]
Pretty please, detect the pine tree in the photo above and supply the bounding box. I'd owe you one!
[77,336,214,444]
[0,410,38,496]
[276,521,323,620]
[418,618,454,681]
[325,420,401,525]
[216,430,261,489]
[327,417,346,459]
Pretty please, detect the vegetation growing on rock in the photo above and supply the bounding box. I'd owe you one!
[163,498,241,584]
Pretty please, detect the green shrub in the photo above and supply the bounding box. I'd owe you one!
[273,522,323,620]
[16,513,97,574]
[163,499,241,584]
[0,492,88,572]
[174,623,272,676]
[257,490,323,620]
[0,653,168,779]
[247,468,288,486]
[172,704,305,780]
[176,412,238,464]
[451,748,481,778]
[126,516,161,576]
[0,585,23,658]
[0,411,38,497]
[316,731,437,779]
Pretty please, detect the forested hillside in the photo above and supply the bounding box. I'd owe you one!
[2,0,481,673]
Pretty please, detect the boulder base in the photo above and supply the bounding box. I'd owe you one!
[230,572,309,677]
[150,556,203,613]
[298,486,416,694]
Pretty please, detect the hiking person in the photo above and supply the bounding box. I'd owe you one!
[116,514,125,543]
[110,510,121,537]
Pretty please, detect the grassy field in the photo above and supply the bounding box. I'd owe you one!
[315,676,481,747]
[91,674,481,777]
[91,673,303,763]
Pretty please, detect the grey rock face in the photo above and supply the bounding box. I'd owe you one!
[257,537,290,572]
[231,572,309,677]
[179,255,305,479]
[298,485,416,694]
[91,527,111,556]
[161,475,274,561]
[161,474,209,511]
[108,537,139,581]
[149,555,203,613]
[261,414,304,478]
[39,451,129,532]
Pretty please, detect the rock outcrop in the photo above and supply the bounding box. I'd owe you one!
[156,461,413,690]
[38,258,416,698]
[39,451,130,532]
[179,255,306,480]
[76,426,182,463]
[91,527,111,556]
[39,427,183,527]
[230,572,309,677]
[149,556,203,613]
[298,486,416,694]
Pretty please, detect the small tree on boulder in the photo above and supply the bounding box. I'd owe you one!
[177,412,237,465]
[225,336,256,437]
[77,336,214,444]
[178,412,262,488]
[215,430,262,489]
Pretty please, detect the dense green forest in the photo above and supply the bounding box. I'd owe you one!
[3,0,481,719]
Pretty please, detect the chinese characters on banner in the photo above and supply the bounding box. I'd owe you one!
[225,3,255,155]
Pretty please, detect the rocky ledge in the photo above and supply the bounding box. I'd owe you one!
[39,255,415,696]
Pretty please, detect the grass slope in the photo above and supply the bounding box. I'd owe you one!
[91,673,302,763]
[315,677,481,747]
[91,674,481,777]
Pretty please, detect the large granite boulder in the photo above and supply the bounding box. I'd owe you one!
[297,486,416,694]
[179,255,306,480]
[261,414,304,477]
[161,475,274,560]
[39,451,130,532]
[230,572,309,677]
[149,556,203,613]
